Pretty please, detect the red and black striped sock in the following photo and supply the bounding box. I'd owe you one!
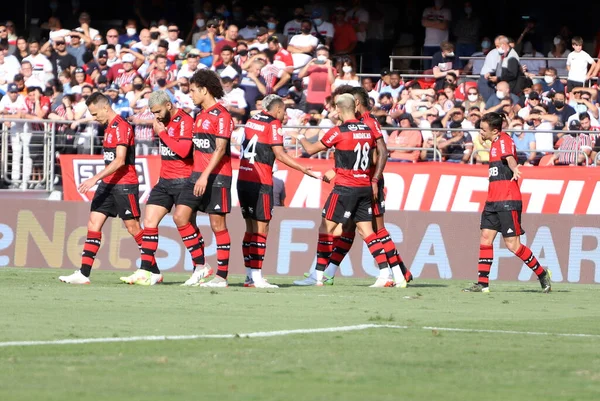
[365,233,388,270]
[516,245,545,276]
[329,231,355,267]
[478,245,493,286]
[80,230,101,277]
[178,223,205,267]
[242,232,252,269]
[215,229,231,279]
[316,233,334,271]
[250,233,267,270]
[377,228,399,268]
[139,228,160,274]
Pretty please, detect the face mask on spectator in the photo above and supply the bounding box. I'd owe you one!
[496,91,505,99]
[468,94,478,102]
[317,55,328,62]
[498,47,505,55]
[197,19,205,28]
[342,66,352,73]
[238,49,248,56]
[151,32,160,40]
[82,94,89,100]
[157,78,167,87]
[576,104,588,114]
[314,19,323,26]
[481,40,490,48]
[133,83,143,90]
[127,27,137,36]
[267,22,277,30]
[554,100,564,108]
[445,52,454,57]
[380,104,392,111]
[544,76,554,84]
[553,37,561,46]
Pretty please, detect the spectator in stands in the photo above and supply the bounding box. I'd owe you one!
[439,120,473,163]
[0,45,19,91]
[310,10,334,48]
[119,19,140,47]
[21,85,51,188]
[177,50,205,79]
[268,36,294,75]
[284,8,305,37]
[568,88,599,125]
[547,36,569,80]
[548,91,575,129]
[288,19,319,71]
[0,83,27,188]
[462,86,486,112]
[166,24,184,62]
[378,92,393,113]
[549,120,593,165]
[490,36,522,95]
[387,114,423,162]
[239,15,260,41]
[566,36,596,92]
[434,90,453,116]
[125,75,151,108]
[221,76,248,116]
[432,41,460,91]
[517,91,542,119]
[196,19,220,68]
[420,119,445,160]
[362,77,379,105]
[249,27,270,52]
[173,77,194,113]
[240,59,267,112]
[99,29,121,55]
[463,37,492,75]
[332,8,357,57]
[525,108,558,152]
[13,37,29,63]
[478,35,503,101]
[130,99,155,156]
[188,13,208,47]
[24,39,53,84]
[265,15,286,47]
[106,83,132,119]
[215,46,243,78]
[452,2,480,66]
[466,109,490,163]
[212,25,239,65]
[332,57,360,90]
[67,30,91,67]
[421,0,451,70]
[298,45,335,111]
[521,41,546,80]
[509,117,537,165]
[485,81,520,111]
[542,67,564,94]
[379,71,403,99]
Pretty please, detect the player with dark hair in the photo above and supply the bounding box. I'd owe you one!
[464,112,551,293]
[59,92,144,284]
[238,94,317,288]
[174,70,235,288]
[293,94,390,287]
[120,90,198,285]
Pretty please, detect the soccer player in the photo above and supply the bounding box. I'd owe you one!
[174,69,234,288]
[463,112,552,293]
[238,94,317,288]
[293,93,390,287]
[119,90,199,285]
[59,93,145,284]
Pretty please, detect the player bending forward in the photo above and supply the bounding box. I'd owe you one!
[60,93,148,284]
[120,90,200,285]
[293,94,391,287]
[304,86,413,287]
[174,69,235,288]
[463,112,551,293]
[238,94,317,288]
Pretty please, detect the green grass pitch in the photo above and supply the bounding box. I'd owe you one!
[1,268,600,401]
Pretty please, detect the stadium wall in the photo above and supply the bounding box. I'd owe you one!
[0,200,599,283]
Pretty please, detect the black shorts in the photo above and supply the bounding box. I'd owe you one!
[177,176,231,214]
[372,178,385,217]
[146,178,187,211]
[237,181,274,221]
[480,210,525,238]
[322,185,373,224]
[91,182,140,221]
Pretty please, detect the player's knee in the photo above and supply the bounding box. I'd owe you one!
[172,212,187,227]
[504,239,520,254]
[210,218,226,232]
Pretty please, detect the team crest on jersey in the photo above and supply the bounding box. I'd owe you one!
[168,127,175,137]
[491,148,497,157]
[347,124,358,131]
[202,119,211,130]
[106,134,112,144]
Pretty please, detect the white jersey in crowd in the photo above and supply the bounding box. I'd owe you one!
[422,7,451,47]
[23,53,53,82]
[566,50,594,83]
[288,34,319,69]
[221,88,247,110]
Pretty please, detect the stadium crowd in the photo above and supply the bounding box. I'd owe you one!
[2,1,600,189]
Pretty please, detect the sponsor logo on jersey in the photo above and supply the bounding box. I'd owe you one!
[193,137,211,149]
[160,145,177,157]
[347,124,358,131]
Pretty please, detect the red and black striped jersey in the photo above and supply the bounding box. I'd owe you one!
[486,132,522,211]
[158,109,194,180]
[321,119,375,187]
[238,111,283,186]
[192,103,234,186]
[360,111,386,142]
[102,115,138,185]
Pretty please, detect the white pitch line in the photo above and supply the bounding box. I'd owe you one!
[0,324,599,348]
